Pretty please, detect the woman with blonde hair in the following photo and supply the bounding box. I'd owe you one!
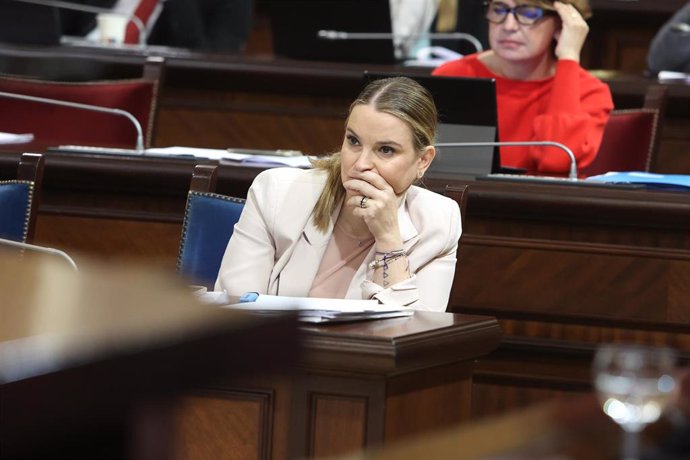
[433,0,613,176]
[215,77,461,311]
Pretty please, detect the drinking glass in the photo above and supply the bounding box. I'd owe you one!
[593,343,677,459]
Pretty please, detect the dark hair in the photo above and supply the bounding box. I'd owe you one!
[311,76,438,231]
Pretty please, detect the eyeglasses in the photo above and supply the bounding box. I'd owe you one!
[484,1,555,25]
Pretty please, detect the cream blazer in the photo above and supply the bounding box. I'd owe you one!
[215,167,461,311]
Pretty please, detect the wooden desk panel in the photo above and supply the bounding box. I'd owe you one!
[441,180,690,418]
[585,0,685,72]
[174,312,501,460]
[0,150,266,267]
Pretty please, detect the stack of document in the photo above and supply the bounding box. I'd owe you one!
[219,293,414,324]
[144,146,313,168]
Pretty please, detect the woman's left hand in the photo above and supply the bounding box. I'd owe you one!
[343,170,403,251]
[553,1,589,62]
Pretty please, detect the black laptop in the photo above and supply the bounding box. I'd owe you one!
[267,0,397,64]
[364,71,502,177]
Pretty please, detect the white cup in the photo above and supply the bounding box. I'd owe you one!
[97,13,128,45]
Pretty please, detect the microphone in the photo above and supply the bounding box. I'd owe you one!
[317,30,484,53]
[435,141,578,180]
[0,90,145,153]
[0,237,79,272]
[9,0,147,47]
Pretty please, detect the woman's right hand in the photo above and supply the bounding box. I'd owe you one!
[553,1,589,62]
[343,170,404,251]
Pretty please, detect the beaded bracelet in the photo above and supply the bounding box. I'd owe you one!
[368,249,407,270]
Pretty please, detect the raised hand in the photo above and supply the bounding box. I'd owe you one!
[342,170,404,252]
[553,1,589,62]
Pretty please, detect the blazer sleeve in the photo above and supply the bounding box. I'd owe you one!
[362,196,462,311]
[214,170,277,295]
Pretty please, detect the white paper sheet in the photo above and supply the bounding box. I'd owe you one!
[219,294,413,323]
[0,132,33,145]
[226,294,383,312]
[144,146,313,168]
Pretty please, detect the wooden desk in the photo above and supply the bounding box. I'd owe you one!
[0,254,299,460]
[0,150,266,265]
[1,149,689,426]
[174,311,501,459]
[437,178,690,419]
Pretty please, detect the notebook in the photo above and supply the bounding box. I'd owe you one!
[363,71,501,177]
[267,0,397,64]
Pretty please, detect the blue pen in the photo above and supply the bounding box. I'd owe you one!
[239,292,259,303]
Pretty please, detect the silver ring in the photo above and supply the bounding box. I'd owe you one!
[360,196,368,209]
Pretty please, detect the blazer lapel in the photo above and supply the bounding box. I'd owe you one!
[275,201,342,297]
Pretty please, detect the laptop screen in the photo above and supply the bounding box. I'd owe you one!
[363,71,500,177]
[267,0,397,64]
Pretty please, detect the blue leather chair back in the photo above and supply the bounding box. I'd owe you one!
[177,191,246,288]
[0,180,34,242]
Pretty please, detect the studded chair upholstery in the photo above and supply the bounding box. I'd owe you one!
[582,85,668,177]
[0,153,44,243]
[177,165,246,288]
[444,184,468,243]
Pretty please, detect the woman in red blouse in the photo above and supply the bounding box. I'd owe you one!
[433,0,613,176]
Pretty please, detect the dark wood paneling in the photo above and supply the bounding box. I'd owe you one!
[175,389,273,460]
[472,383,578,419]
[310,395,367,457]
[440,180,690,419]
[560,0,682,72]
[385,370,473,440]
[155,101,346,155]
[35,215,182,267]
[454,239,690,326]
[166,313,500,459]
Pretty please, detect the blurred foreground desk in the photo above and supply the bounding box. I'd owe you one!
[174,311,501,459]
[0,254,299,459]
[343,392,686,460]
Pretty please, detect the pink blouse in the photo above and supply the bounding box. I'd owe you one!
[308,222,374,299]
